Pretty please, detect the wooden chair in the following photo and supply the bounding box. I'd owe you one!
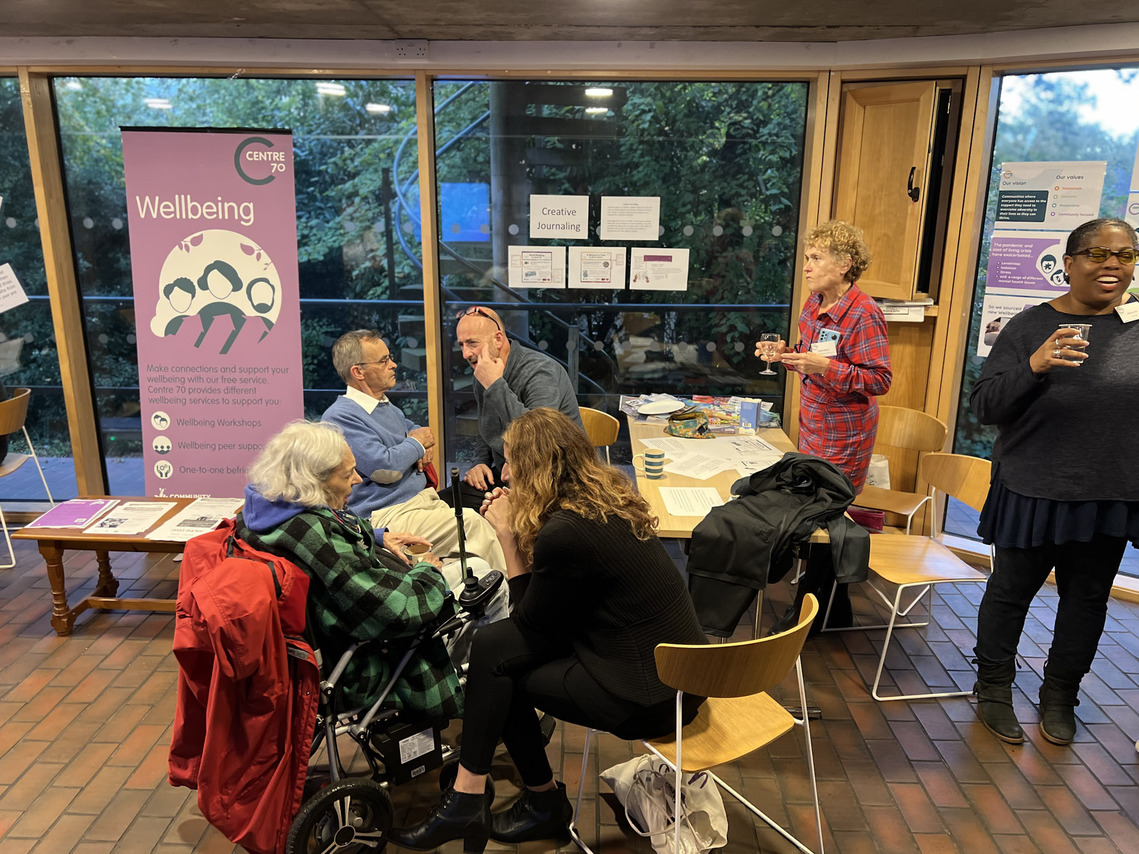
[0,388,55,568]
[580,406,619,464]
[569,595,824,854]
[855,405,948,533]
[824,452,990,702]
[924,451,994,571]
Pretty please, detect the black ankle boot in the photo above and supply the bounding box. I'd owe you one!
[490,781,573,843]
[1039,662,1082,746]
[392,788,491,853]
[973,657,1024,744]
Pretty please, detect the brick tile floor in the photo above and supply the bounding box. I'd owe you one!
[1,536,1138,853]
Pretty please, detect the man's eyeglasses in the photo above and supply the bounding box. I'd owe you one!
[456,306,502,330]
[355,356,393,368]
[1071,247,1139,265]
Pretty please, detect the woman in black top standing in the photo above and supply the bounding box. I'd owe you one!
[971,217,1139,746]
[393,408,706,853]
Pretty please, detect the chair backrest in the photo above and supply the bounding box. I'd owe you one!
[921,452,992,514]
[654,594,818,699]
[874,405,948,454]
[580,407,619,448]
[0,388,31,435]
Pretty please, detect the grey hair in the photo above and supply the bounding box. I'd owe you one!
[247,420,347,508]
[331,329,385,384]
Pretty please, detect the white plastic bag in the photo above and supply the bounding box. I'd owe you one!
[865,453,891,489]
[601,754,728,854]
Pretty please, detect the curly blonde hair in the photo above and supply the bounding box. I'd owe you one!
[805,219,872,282]
[502,408,657,564]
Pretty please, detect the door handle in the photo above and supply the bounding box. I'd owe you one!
[907,167,920,202]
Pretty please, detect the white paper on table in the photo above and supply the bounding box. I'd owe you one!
[148,497,244,542]
[638,437,707,456]
[732,454,786,478]
[82,501,177,536]
[662,454,737,480]
[720,435,780,454]
[658,487,725,517]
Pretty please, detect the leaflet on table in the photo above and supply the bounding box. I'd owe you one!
[81,501,177,536]
[24,498,119,529]
[730,455,785,478]
[147,497,244,542]
[641,435,780,460]
[662,454,737,480]
[658,487,725,517]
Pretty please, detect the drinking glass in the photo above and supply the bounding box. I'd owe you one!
[758,333,779,375]
[1058,323,1092,364]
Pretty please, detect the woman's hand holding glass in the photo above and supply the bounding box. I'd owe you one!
[1029,327,1089,374]
[754,335,787,370]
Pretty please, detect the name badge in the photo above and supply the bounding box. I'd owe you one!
[812,328,839,357]
[1116,300,1139,323]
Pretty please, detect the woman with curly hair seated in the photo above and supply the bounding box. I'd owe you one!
[394,407,706,853]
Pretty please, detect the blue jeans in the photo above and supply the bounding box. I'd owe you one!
[975,532,1126,677]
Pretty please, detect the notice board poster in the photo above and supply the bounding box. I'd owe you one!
[122,129,303,497]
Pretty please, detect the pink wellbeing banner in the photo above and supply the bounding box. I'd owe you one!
[123,129,303,497]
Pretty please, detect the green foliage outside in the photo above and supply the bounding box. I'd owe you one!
[433,80,807,391]
[3,74,810,479]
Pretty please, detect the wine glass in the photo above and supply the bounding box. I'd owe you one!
[758,333,779,375]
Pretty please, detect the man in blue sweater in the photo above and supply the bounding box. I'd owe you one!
[321,330,505,574]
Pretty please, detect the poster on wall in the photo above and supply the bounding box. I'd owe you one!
[599,196,660,241]
[994,161,1105,231]
[629,247,690,291]
[122,128,304,498]
[985,230,1070,293]
[507,245,566,289]
[568,246,627,290]
[977,292,1046,358]
[1126,142,1139,230]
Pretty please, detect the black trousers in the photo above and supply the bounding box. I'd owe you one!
[458,619,693,786]
[975,533,1127,677]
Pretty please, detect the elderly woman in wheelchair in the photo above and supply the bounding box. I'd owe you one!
[227,419,504,853]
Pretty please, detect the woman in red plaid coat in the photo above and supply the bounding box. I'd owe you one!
[757,219,892,631]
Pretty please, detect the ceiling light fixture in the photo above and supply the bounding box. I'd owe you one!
[316,82,347,97]
[144,98,172,110]
[365,103,392,114]
[585,87,613,98]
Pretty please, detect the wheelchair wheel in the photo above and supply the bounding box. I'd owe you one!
[438,759,496,799]
[286,777,393,854]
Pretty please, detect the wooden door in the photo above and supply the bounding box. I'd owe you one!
[834,81,937,300]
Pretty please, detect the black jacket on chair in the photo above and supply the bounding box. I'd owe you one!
[686,452,870,637]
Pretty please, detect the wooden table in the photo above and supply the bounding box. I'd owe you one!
[14,497,196,636]
[627,420,799,537]
[628,421,823,639]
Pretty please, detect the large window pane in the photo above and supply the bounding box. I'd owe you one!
[430,79,808,464]
[949,67,1139,579]
[0,78,69,505]
[53,76,421,493]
